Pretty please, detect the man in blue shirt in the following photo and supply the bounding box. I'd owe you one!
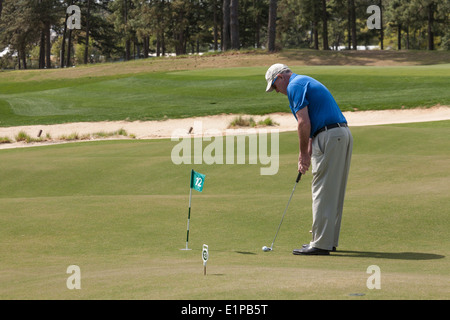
[265,63,353,255]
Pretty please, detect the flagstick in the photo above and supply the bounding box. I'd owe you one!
[181,187,193,250]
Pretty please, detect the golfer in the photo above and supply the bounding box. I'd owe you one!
[265,63,353,255]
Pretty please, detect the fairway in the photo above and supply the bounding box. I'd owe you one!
[0,63,449,127]
[0,121,448,299]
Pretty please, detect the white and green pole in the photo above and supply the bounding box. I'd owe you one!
[182,187,193,251]
[181,169,205,251]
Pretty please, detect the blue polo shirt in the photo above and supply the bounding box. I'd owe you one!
[287,73,346,137]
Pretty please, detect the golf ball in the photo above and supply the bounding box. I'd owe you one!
[262,246,269,251]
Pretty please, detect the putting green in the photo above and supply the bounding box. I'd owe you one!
[0,121,448,299]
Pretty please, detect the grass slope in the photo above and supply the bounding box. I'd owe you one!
[0,52,449,127]
[0,121,448,299]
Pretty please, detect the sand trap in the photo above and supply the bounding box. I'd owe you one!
[1,105,449,150]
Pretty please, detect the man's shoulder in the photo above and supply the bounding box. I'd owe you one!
[288,74,310,94]
[289,74,314,87]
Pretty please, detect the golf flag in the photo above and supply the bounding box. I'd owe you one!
[190,169,205,192]
[181,170,206,251]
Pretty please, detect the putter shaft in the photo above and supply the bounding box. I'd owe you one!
[270,172,302,250]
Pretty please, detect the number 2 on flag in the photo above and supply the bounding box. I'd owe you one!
[195,177,203,188]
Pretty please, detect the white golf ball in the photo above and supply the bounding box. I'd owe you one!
[262,246,269,251]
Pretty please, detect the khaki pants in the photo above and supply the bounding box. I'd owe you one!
[310,126,353,250]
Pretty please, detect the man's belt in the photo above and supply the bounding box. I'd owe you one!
[313,123,348,138]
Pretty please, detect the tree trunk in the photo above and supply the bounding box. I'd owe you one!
[379,0,383,50]
[125,39,131,60]
[61,13,68,67]
[222,0,231,51]
[124,0,130,60]
[18,49,21,69]
[350,0,357,50]
[21,47,27,69]
[398,24,402,50]
[38,0,45,68]
[175,9,186,55]
[143,36,149,58]
[427,3,434,50]
[45,22,51,68]
[406,25,409,50]
[67,29,72,67]
[156,33,161,57]
[347,0,351,49]
[61,0,74,68]
[39,29,45,69]
[162,31,166,56]
[267,0,277,52]
[313,19,319,50]
[230,0,239,50]
[254,0,261,48]
[321,0,329,50]
[84,0,91,64]
[213,0,218,50]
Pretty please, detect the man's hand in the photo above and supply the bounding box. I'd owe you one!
[298,152,311,174]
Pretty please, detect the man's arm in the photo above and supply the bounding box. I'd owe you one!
[296,107,311,174]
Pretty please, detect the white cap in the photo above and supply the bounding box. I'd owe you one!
[265,63,289,92]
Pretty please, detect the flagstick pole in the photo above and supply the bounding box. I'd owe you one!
[184,187,193,250]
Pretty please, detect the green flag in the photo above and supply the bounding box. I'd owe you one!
[190,169,205,192]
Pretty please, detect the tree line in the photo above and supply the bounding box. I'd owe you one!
[0,0,448,70]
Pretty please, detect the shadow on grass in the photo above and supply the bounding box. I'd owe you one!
[333,250,445,260]
[235,251,257,255]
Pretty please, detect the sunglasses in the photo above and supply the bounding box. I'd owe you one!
[271,75,279,90]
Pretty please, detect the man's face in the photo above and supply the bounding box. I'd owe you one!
[271,73,289,95]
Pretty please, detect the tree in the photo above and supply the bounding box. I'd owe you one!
[2,0,449,70]
[109,0,135,60]
[348,0,356,50]
[37,0,60,68]
[426,0,435,50]
[84,0,91,64]
[298,0,321,50]
[222,0,231,50]
[267,0,277,52]
[230,0,239,49]
[321,0,329,50]
[212,0,219,50]
[60,0,74,67]
[276,0,304,48]
[170,0,189,55]
[328,0,347,50]
[387,0,410,49]
[386,0,448,50]
[0,0,38,69]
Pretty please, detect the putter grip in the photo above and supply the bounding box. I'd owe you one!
[296,172,302,183]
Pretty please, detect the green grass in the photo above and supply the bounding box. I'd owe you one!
[0,121,449,299]
[0,63,449,127]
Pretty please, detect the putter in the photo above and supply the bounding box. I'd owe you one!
[263,172,302,252]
